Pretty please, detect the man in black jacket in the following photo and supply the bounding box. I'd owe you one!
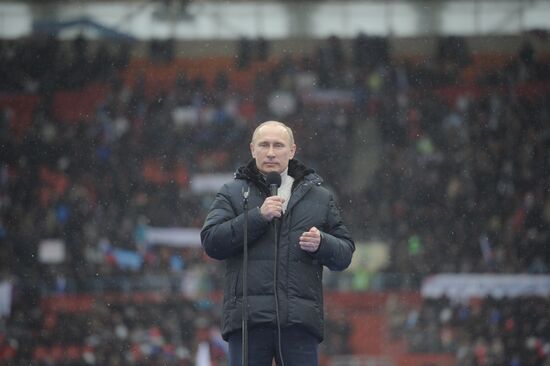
[201,121,355,366]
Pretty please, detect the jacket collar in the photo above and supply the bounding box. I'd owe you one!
[235,159,321,192]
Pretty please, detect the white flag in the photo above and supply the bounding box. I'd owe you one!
[195,341,212,366]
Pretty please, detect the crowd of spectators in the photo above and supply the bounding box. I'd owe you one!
[0,34,362,364]
[1,32,550,365]
[1,293,224,366]
[356,42,550,275]
[0,288,349,366]
[393,295,550,366]
[366,37,550,364]
[0,35,130,93]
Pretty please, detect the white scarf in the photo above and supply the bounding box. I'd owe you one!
[278,168,294,213]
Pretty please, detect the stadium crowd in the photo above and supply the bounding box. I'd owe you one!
[1,33,550,365]
[395,295,550,366]
[362,50,550,275]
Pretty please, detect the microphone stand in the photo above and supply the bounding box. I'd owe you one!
[242,187,250,366]
[273,216,285,366]
[267,177,285,366]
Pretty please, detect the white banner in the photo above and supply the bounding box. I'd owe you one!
[190,173,233,193]
[421,274,550,300]
[0,280,12,317]
[38,239,66,264]
[145,227,202,248]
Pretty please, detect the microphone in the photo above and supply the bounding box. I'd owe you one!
[266,171,282,196]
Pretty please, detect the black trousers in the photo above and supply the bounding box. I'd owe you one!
[227,325,319,366]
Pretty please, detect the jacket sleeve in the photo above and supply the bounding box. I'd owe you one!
[201,183,270,260]
[310,195,355,271]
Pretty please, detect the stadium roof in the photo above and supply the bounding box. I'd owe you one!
[0,0,549,40]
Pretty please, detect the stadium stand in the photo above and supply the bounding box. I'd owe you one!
[1,30,550,365]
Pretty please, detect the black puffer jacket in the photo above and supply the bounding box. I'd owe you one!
[201,159,355,341]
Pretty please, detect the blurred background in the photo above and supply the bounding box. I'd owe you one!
[1,0,550,365]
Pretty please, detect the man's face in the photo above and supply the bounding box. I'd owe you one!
[250,124,296,175]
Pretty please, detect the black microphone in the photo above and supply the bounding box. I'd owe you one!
[266,171,282,196]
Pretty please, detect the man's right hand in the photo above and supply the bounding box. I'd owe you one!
[260,196,285,221]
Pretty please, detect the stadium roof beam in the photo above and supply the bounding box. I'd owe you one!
[0,0,549,40]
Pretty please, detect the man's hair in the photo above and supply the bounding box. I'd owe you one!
[251,120,295,145]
